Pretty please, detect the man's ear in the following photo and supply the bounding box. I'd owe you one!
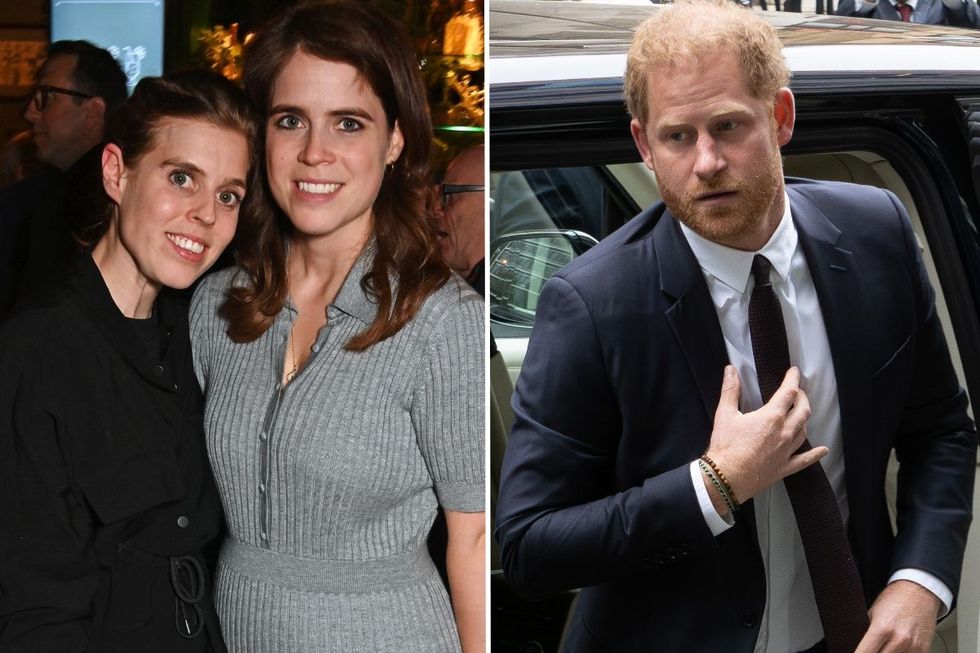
[773,87,795,147]
[84,96,108,132]
[101,143,126,205]
[631,118,657,173]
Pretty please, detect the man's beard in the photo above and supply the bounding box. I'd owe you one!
[660,148,782,249]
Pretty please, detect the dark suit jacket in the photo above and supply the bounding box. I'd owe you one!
[0,146,104,321]
[494,179,977,652]
[835,0,980,27]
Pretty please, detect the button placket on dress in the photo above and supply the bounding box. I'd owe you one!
[255,302,338,550]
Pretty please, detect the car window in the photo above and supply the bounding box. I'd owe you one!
[490,151,974,406]
[489,166,636,341]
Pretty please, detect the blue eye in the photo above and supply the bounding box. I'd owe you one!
[718,120,739,132]
[276,115,303,130]
[170,170,192,187]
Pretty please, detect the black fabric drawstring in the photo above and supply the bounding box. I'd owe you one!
[170,555,205,639]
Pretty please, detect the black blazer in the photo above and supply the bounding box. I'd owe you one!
[495,179,976,652]
[0,255,226,652]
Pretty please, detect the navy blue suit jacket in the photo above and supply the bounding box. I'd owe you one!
[835,0,980,27]
[494,179,976,652]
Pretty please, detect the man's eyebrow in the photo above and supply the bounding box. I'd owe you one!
[654,106,752,131]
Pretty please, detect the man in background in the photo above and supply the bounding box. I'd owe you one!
[836,0,980,27]
[0,40,126,318]
[436,144,485,295]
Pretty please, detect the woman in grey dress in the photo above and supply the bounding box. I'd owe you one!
[189,1,485,651]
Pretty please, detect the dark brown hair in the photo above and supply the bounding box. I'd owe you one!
[223,0,450,351]
[80,70,259,246]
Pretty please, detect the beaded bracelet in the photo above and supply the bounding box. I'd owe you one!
[698,459,736,515]
[700,453,740,511]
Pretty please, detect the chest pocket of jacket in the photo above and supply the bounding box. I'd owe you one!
[77,450,185,526]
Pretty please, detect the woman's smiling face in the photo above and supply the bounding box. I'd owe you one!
[104,116,248,291]
[264,50,404,248]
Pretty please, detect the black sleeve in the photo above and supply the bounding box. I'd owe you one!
[0,329,100,652]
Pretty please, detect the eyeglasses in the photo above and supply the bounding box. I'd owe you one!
[30,85,95,111]
[440,183,484,207]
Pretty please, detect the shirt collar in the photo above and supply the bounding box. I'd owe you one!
[281,240,380,325]
[889,0,918,10]
[328,241,379,325]
[678,192,797,295]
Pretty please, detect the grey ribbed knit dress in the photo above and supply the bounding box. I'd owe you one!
[189,250,485,652]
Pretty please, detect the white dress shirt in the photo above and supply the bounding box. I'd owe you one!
[682,195,950,653]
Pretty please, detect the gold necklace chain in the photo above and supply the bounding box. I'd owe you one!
[284,322,299,383]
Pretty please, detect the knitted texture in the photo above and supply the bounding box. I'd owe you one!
[190,253,484,652]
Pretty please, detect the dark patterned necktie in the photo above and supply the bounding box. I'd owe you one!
[748,255,869,653]
[897,2,913,21]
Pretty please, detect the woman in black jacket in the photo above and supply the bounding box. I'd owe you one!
[0,70,257,652]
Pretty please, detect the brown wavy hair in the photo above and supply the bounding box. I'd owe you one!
[223,0,450,351]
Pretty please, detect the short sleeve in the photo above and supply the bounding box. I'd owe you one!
[411,287,485,513]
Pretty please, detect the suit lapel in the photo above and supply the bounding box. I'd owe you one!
[878,0,901,19]
[655,211,761,541]
[789,187,873,490]
[913,0,933,22]
[656,212,730,421]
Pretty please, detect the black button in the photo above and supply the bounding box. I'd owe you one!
[741,609,759,627]
[152,364,165,378]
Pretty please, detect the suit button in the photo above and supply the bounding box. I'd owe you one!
[152,364,165,378]
[741,609,759,627]
[176,515,190,528]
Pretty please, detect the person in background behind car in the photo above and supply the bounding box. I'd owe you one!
[437,144,485,295]
[836,0,980,28]
[495,1,977,651]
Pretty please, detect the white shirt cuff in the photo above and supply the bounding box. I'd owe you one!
[690,461,734,536]
[888,569,952,618]
[861,0,880,7]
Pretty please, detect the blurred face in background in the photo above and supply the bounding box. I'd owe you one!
[24,54,104,170]
[436,145,485,275]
